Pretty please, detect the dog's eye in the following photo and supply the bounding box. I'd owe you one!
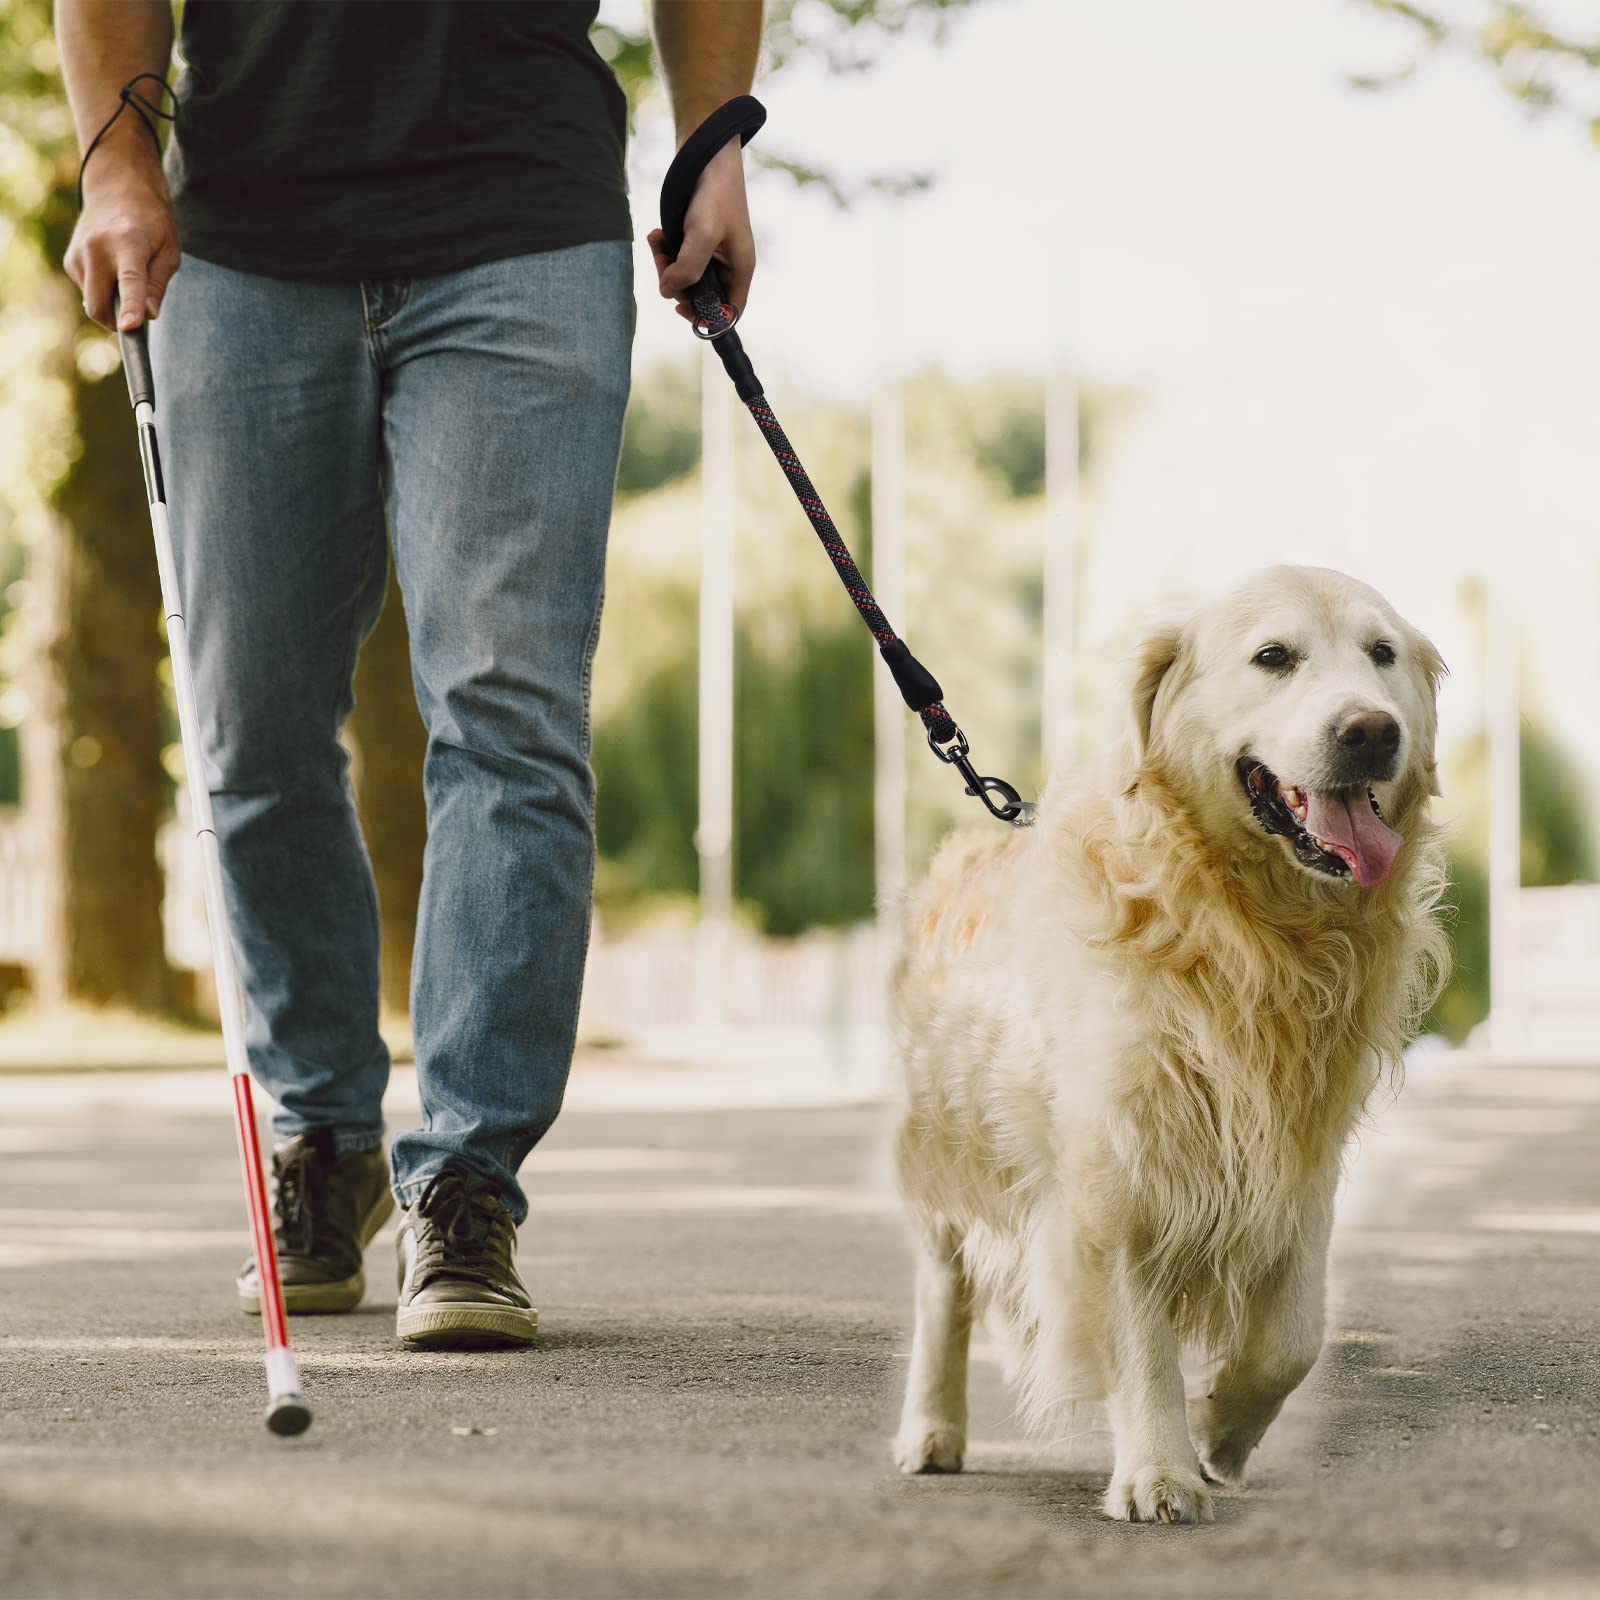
[1370,640,1396,667]
[1251,644,1294,672]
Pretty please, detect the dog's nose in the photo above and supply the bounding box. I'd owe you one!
[1330,709,1401,780]
[1336,710,1400,753]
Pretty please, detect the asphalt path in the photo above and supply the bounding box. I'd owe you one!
[2,1052,1597,1598]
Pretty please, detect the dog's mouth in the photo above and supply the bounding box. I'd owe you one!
[1235,758,1404,888]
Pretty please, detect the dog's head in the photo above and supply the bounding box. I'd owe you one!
[1127,566,1444,890]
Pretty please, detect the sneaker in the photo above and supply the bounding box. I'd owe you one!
[395,1164,538,1348]
[238,1127,395,1316]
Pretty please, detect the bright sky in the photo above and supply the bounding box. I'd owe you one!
[611,0,1600,777]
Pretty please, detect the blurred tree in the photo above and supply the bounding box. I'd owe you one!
[27,341,171,1011]
[351,563,425,1017]
[967,376,1102,500]
[597,0,986,201]
[1351,2,1600,144]
[592,374,1110,934]
[0,0,174,1010]
[617,361,701,496]
[590,586,702,925]
[1426,851,1489,1042]
[1518,718,1599,887]
[0,546,27,806]
[734,611,877,935]
[592,609,876,936]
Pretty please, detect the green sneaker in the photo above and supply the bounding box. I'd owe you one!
[238,1128,394,1316]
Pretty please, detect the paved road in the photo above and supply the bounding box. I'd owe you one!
[1,1054,1597,1599]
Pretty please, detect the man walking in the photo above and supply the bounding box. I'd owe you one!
[59,0,761,1347]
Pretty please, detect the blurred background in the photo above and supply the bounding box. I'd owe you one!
[1,0,1597,1088]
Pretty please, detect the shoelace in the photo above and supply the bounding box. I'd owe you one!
[271,1138,327,1257]
[412,1168,513,1286]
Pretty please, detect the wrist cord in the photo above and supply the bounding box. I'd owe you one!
[76,72,177,212]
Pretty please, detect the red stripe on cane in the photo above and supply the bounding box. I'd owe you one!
[233,1074,291,1351]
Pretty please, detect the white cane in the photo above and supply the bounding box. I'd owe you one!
[116,303,311,1437]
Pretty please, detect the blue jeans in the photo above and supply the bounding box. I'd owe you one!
[150,244,633,1222]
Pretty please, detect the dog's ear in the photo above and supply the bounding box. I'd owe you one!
[1128,617,1187,764]
[1411,628,1448,797]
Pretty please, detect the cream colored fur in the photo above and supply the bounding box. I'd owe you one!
[890,566,1450,1525]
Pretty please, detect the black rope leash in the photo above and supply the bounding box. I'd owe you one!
[660,98,1034,827]
[76,72,177,212]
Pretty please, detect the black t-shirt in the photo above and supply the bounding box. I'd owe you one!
[165,0,631,282]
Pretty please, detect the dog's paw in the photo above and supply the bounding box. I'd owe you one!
[1103,1463,1214,1525]
[892,1420,965,1474]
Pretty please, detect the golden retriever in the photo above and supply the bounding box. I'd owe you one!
[890,565,1449,1524]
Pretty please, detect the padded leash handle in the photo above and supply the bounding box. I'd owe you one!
[659,94,766,340]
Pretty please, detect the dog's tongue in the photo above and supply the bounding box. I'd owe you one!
[1304,789,1404,887]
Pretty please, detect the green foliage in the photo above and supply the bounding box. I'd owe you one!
[617,362,701,497]
[1425,850,1489,1043]
[597,0,987,204]
[597,0,989,111]
[1519,718,1599,886]
[758,0,990,75]
[963,377,1105,501]
[0,545,27,805]
[0,0,76,246]
[591,584,702,917]
[1,0,100,816]
[592,369,1101,935]
[973,390,1046,500]
[591,610,874,935]
[1351,2,1600,144]
[732,613,875,937]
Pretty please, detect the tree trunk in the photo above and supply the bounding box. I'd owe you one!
[350,559,427,1020]
[25,338,171,1011]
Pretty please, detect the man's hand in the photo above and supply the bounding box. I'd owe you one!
[66,156,181,331]
[57,0,178,330]
[651,0,762,323]
[646,137,755,324]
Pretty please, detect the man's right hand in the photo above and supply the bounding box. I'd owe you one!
[66,154,181,332]
[56,0,180,329]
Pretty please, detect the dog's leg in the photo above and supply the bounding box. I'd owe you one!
[1101,1250,1214,1524]
[893,1224,973,1473]
[1187,1196,1332,1487]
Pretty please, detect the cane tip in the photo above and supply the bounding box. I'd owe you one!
[265,1394,312,1437]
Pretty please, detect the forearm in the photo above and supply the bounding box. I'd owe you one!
[653,0,761,142]
[58,0,181,329]
[57,0,173,192]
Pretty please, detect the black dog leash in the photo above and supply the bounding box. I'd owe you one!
[660,97,1035,828]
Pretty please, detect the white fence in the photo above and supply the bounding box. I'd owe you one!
[1491,884,1600,1056]
[579,921,888,1031]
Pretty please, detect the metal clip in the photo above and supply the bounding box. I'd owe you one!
[928,726,1037,827]
[690,290,742,341]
